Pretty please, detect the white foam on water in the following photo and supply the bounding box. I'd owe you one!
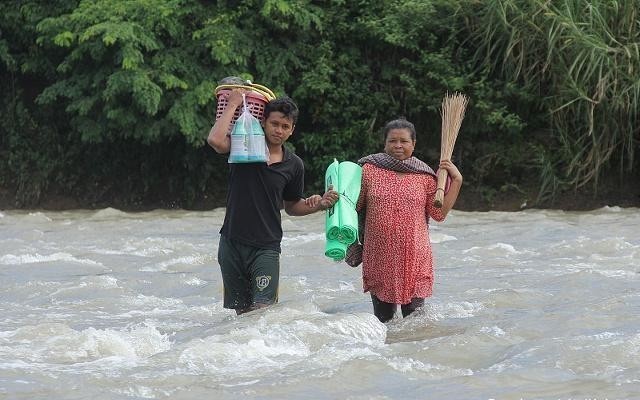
[2,208,639,399]
[462,242,535,257]
[0,322,171,365]
[387,356,473,378]
[26,212,53,222]
[307,346,383,374]
[479,326,507,337]
[420,301,484,321]
[0,359,33,370]
[282,232,325,245]
[339,280,356,291]
[430,233,457,243]
[125,294,184,309]
[567,236,637,254]
[599,205,624,212]
[178,308,386,377]
[0,252,103,266]
[91,237,202,258]
[114,296,228,322]
[179,328,310,375]
[622,333,640,358]
[103,294,190,320]
[316,280,357,293]
[90,247,133,255]
[139,255,207,272]
[90,208,129,220]
[549,331,640,382]
[183,276,207,286]
[126,238,176,257]
[112,385,158,399]
[558,261,633,278]
[49,275,120,297]
[14,280,62,290]
[592,269,639,279]
[317,314,387,346]
[218,379,260,388]
[184,303,231,319]
[573,331,624,342]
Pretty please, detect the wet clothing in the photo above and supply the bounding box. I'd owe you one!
[218,234,280,309]
[371,294,425,323]
[218,146,304,310]
[346,153,439,267]
[356,160,445,306]
[220,146,304,252]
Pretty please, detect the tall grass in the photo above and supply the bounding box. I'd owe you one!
[474,0,639,195]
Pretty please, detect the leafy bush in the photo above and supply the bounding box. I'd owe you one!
[1,0,637,209]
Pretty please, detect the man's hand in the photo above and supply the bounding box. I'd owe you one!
[224,89,246,109]
[305,185,339,211]
[304,195,322,209]
[207,88,248,154]
[319,185,339,210]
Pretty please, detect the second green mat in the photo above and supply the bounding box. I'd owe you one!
[324,159,362,261]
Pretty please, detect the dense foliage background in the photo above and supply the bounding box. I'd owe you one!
[1,0,638,209]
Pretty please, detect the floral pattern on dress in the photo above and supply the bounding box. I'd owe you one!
[357,163,444,304]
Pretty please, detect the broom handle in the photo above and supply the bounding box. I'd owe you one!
[433,168,448,208]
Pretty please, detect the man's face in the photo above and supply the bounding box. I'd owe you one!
[263,112,295,146]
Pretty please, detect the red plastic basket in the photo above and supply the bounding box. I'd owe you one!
[215,89,268,126]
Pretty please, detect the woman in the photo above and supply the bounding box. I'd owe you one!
[352,118,462,323]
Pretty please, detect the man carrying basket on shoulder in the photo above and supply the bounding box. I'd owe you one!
[208,89,339,315]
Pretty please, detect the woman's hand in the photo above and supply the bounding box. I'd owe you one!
[439,159,462,183]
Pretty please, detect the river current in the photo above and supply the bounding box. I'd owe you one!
[1,207,639,399]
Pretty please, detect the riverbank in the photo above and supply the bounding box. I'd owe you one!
[1,177,638,212]
[454,182,640,211]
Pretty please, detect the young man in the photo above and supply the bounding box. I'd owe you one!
[207,90,338,315]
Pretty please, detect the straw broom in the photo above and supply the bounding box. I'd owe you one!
[434,92,469,208]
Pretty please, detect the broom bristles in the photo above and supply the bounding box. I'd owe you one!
[433,92,468,208]
[440,92,469,161]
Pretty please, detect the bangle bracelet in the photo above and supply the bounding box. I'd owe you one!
[435,188,445,192]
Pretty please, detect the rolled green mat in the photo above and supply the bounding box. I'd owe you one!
[324,238,347,261]
[324,159,362,260]
[325,159,341,242]
[334,161,361,244]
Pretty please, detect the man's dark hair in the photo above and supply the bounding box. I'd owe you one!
[264,96,299,125]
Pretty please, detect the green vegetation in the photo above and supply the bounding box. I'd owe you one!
[1,0,638,209]
[475,0,640,200]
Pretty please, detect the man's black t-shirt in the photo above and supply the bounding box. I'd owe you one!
[220,146,304,252]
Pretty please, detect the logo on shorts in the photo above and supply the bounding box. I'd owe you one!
[256,275,271,291]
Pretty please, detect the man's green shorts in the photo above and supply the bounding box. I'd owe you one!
[217,234,280,310]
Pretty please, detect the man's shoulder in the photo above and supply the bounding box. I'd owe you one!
[291,152,304,166]
[284,146,304,168]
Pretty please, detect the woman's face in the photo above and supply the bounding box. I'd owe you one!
[384,128,415,160]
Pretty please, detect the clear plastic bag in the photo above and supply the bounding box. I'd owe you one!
[228,94,268,163]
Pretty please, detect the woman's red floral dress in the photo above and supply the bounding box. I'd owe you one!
[356,163,445,304]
